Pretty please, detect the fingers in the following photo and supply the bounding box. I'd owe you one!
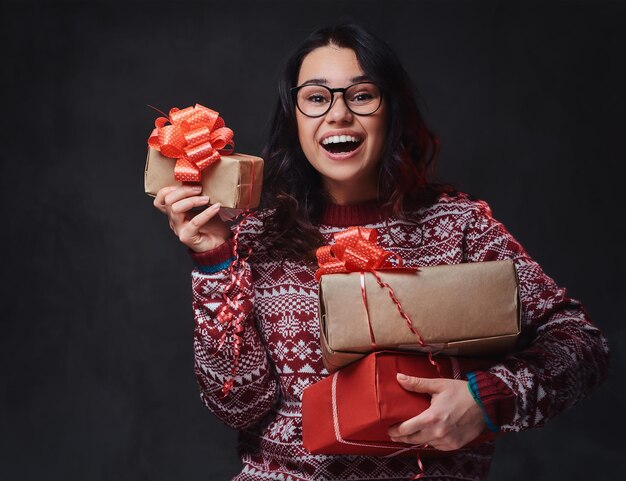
[163,185,204,210]
[388,377,486,452]
[154,184,204,215]
[182,203,231,252]
[389,432,464,451]
[388,410,433,439]
[389,432,430,446]
[396,373,443,394]
[153,185,230,251]
[158,185,205,231]
[153,186,178,213]
[386,374,440,442]
[170,194,211,215]
[188,202,221,228]
[388,412,459,450]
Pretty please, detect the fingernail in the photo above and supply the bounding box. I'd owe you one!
[192,185,202,190]
[210,202,221,210]
[397,373,408,381]
[199,196,210,202]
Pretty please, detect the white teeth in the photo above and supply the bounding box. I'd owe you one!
[321,135,362,145]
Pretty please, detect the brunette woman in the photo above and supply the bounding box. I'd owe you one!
[153,23,609,481]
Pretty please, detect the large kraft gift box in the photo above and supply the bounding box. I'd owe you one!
[144,147,263,209]
[319,260,520,372]
[302,351,497,456]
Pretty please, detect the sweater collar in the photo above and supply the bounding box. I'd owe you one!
[321,199,384,227]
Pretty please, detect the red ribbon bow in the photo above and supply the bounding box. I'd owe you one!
[315,227,402,281]
[147,104,235,182]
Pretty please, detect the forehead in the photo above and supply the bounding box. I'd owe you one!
[297,46,365,86]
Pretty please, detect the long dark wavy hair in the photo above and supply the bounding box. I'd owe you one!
[260,23,452,260]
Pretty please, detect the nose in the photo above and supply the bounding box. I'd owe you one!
[325,92,353,123]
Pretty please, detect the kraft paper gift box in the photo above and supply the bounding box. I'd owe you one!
[302,351,497,456]
[318,260,520,372]
[144,147,264,209]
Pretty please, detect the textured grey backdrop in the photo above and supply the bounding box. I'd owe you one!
[1,0,624,480]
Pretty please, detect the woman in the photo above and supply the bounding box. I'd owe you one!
[153,24,609,480]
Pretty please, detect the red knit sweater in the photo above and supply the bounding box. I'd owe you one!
[189,193,609,480]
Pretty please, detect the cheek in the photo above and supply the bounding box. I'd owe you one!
[367,119,388,154]
[296,117,319,155]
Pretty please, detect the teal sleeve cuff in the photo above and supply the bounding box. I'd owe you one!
[188,240,234,267]
[196,257,236,274]
[466,371,500,433]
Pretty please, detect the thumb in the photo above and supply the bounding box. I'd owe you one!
[396,373,441,394]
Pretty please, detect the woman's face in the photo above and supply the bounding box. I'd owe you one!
[295,46,387,203]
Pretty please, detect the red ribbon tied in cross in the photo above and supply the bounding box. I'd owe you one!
[315,227,433,370]
[315,227,402,281]
[147,104,235,182]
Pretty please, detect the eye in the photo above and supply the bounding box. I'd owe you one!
[306,93,330,104]
[347,84,379,105]
[352,92,374,103]
[298,85,331,106]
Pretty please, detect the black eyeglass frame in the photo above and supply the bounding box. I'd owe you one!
[290,81,384,118]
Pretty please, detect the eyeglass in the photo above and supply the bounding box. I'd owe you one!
[291,81,383,118]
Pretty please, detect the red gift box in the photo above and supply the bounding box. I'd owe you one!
[302,351,496,456]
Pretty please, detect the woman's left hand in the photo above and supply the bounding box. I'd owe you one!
[387,373,486,451]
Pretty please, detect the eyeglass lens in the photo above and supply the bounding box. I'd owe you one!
[296,83,381,117]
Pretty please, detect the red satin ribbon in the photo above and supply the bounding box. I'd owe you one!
[316,226,404,348]
[314,227,444,359]
[315,227,402,281]
[147,104,235,182]
[245,156,256,209]
[214,209,254,397]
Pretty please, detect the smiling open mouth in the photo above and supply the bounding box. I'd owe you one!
[321,135,363,154]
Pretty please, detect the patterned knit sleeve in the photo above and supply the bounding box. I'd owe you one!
[190,240,280,429]
[463,199,610,432]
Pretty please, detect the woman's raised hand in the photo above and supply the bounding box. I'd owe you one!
[153,185,231,253]
[387,374,486,451]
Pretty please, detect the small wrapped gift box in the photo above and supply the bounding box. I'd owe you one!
[301,351,496,456]
[144,147,263,209]
[144,104,264,209]
[319,260,520,372]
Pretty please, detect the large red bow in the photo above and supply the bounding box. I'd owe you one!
[147,104,235,182]
[315,227,402,281]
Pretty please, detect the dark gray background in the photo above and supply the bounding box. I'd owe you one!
[1,0,624,479]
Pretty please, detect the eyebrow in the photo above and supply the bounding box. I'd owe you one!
[299,75,370,86]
